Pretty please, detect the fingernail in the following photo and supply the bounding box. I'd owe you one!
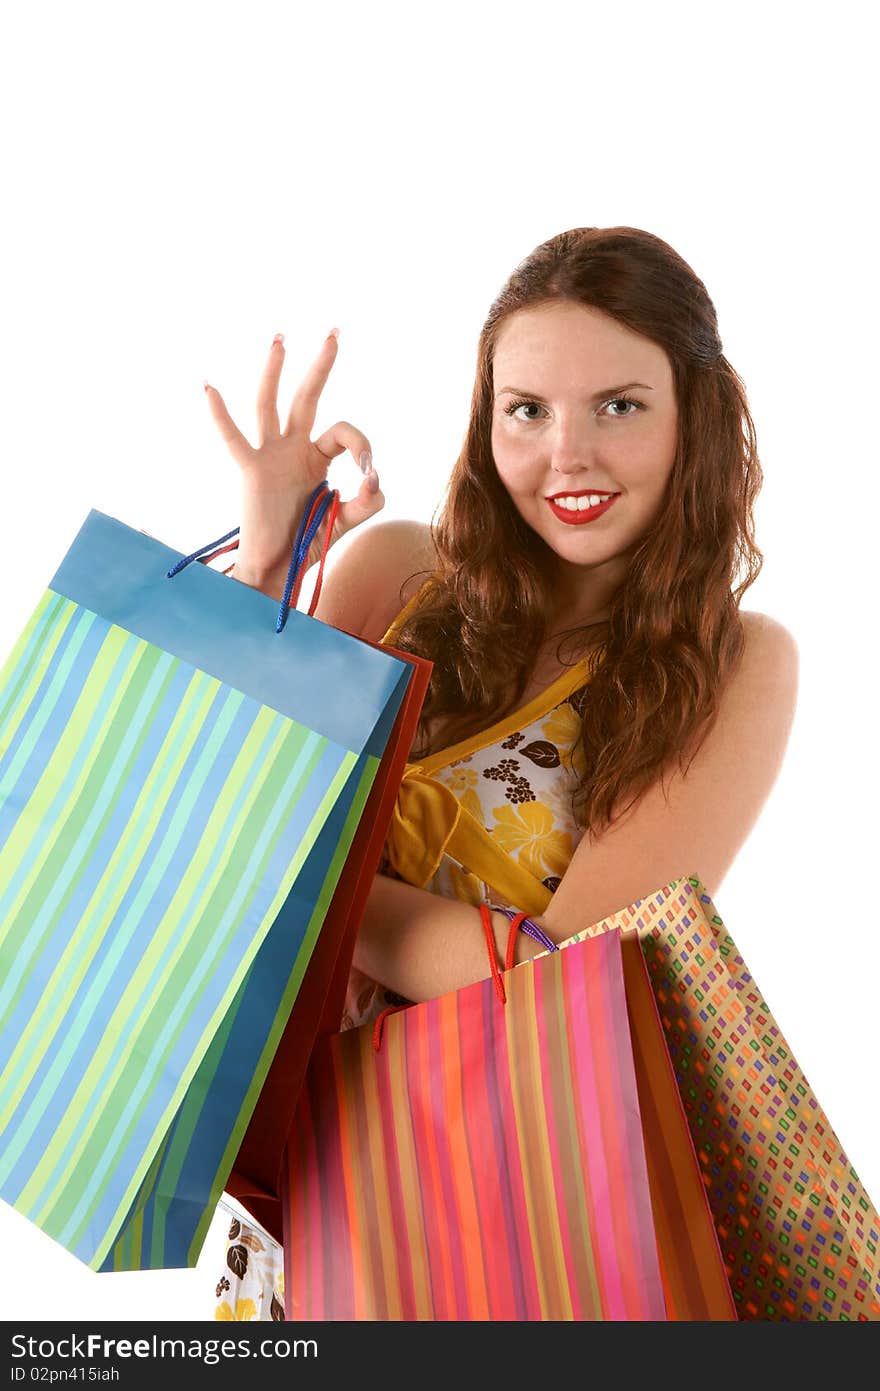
[272,333,285,347]
[367,468,379,493]
[328,327,340,340]
[359,450,372,473]
[203,380,211,392]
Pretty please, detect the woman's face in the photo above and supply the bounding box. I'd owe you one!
[491,300,679,615]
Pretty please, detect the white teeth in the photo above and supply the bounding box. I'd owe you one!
[553,493,613,511]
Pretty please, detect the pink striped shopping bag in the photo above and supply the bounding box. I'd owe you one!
[282,926,671,1320]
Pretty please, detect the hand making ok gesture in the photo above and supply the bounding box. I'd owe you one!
[205,329,385,588]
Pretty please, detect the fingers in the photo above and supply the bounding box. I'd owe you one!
[311,420,383,538]
[204,382,254,469]
[312,420,374,475]
[334,470,386,538]
[256,334,285,443]
[286,330,340,437]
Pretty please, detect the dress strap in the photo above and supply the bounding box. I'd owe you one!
[379,575,437,647]
[418,656,598,772]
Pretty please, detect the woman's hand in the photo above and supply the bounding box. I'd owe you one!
[204,329,385,592]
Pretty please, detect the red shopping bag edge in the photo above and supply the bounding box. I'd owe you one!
[224,641,431,1241]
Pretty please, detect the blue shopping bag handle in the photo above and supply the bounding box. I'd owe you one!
[165,482,337,634]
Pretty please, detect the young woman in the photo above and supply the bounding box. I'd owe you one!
[210,226,799,1320]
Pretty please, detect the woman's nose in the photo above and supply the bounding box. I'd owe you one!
[549,419,596,475]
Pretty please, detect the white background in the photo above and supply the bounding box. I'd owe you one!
[1,0,877,1321]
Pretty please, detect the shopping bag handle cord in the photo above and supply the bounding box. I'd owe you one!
[491,905,558,960]
[277,484,336,630]
[284,486,340,620]
[372,905,559,1051]
[166,526,241,576]
[164,482,339,633]
[372,1005,404,1052]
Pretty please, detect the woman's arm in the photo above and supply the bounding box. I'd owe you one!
[352,610,799,1002]
[353,875,513,1003]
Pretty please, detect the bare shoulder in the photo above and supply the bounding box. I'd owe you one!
[311,518,438,641]
[718,609,799,733]
[738,609,800,680]
[739,608,798,645]
[361,518,439,640]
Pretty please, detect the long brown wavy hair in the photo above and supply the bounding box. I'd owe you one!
[392,226,763,840]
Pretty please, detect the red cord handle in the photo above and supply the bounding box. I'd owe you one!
[479,902,507,1005]
[303,490,339,616]
[372,1004,405,1052]
[504,911,532,971]
[372,908,532,1051]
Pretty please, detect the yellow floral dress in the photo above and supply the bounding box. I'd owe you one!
[213,1199,285,1322]
[214,578,601,1318]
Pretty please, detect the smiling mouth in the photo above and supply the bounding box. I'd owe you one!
[546,491,619,525]
[547,490,618,509]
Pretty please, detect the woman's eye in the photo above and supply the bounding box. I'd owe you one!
[503,399,546,421]
[601,395,643,418]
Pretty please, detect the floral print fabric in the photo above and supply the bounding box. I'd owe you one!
[214,1208,284,1322]
[421,680,589,906]
[340,677,590,1032]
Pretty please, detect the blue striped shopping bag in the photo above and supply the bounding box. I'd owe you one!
[0,509,413,1271]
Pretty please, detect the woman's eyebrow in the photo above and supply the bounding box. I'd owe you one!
[494,381,654,402]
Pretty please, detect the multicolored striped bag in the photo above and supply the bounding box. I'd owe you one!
[0,509,414,1273]
[282,915,734,1320]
